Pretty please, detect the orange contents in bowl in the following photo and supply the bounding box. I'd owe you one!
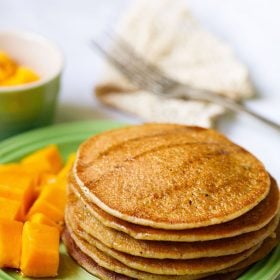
[0,51,39,86]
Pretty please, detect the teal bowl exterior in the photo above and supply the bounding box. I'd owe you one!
[0,75,61,140]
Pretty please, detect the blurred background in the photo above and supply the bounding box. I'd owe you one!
[1,0,280,181]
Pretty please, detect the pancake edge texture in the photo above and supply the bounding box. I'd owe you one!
[69,175,280,242]
[74,124,271,229]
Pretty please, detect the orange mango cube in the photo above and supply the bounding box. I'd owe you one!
[29,213,62,232]
[0,171,35,220]
[0,169,34,189]
[27,197,64,222]
[0,162,40,183]
[0,51,16,82]
[0,219,23,268]
[0,66,39,86]
[57,153,76,180]
[39,173,57,186]
[40,182,67,212]
[0,184,23,201]
[0,197,21,220]
[20,222,60,277]
[33,173,57,198]
[21,145,63,174]
[0,163,22,172]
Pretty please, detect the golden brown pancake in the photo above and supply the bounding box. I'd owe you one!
[203,220,280,278]
[66,188,279,260]
[62,228,132,280]
[62,229,245,280]
[65,212,260,276]
[202,270,246,280]
[63,226,210,280]
[74,124,270,229]
[224,223,280,273]
[62,224,280,280]
[63,124,279,279]
[69,174,280,241]
[66,211,278,275]
[63,228,212,280]
[76,124,232,166]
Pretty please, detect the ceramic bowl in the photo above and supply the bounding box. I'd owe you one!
[0,31,63,140]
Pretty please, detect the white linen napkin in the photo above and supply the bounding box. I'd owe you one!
[95,0,254,128]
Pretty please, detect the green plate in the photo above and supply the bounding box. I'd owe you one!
[0,120,279,280]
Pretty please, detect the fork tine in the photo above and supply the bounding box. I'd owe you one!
[91,31,178,94]
[112,34,162,73]
[101,31,164,84]
[92,31,147,77]
[92,38,158,93]
[91,38,143,85]
[108,32,177,87]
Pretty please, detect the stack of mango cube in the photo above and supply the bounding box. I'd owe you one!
[0,145,75,277]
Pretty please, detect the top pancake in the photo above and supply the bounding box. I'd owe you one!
[74,123,270,229]
[69,173,280,241]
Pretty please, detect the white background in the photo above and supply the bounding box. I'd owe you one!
[1,0,279,183]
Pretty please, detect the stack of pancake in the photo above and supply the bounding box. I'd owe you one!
[63,124,280,280]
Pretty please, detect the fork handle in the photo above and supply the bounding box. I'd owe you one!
[175,85,280,131]
[233,103,280,131]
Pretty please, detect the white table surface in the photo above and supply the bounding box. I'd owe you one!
[1,0,279,183]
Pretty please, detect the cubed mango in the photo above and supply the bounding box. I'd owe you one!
[39,182,67,213]
[17,66,39,83]
[0,163,21,172]
[29,213,62,232]
[0,219,23,268]
[0,184,23,201]
[20,222,59,277]
[0,171,35,220]
[0,163,41,183]
[22,145,63,174]
[57,153,76,181]
[0,66,39,86]
[0,51,16,82]
[39,173,57,186]
[27,197,64,222]
[0,197,21,220]
[32,173,57,198]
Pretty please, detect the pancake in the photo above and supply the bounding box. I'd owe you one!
[66,211,277,275]
[62,230,245,280]
[62,224,280,280]
[203,220,280,278]
[63,227,210,280]
[64,124,279,279]
[62,228,132,280]
[76,124,232,166]
[223,219,280,273]
[63,228,212,280]
[202,270,246,280]
[69,174,280,241]
[74,124,270,229]
[66,188,279,259]
[65,212,260,276]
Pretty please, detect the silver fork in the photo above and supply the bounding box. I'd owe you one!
[91,32,280,131]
